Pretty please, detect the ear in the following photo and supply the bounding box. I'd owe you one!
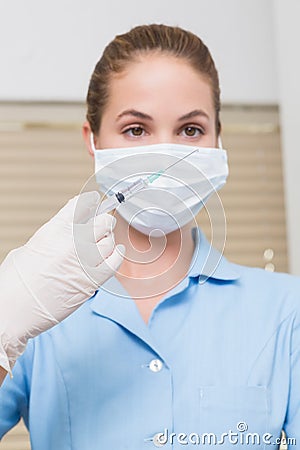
[216,121,222,148]
[82,121,94,158]
[217,135,223,149]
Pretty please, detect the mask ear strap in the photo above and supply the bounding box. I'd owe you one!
[218,135,223,149]
[90,132,96,154]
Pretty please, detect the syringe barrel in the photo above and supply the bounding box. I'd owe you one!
[120,178,148,197]
[97,178,149,215]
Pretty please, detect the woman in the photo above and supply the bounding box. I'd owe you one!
[0,24,299,449]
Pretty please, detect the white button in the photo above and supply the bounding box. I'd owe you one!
[153,432,166,447]
[149,359,163,372]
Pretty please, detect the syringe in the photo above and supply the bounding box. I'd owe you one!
[97,171,163,214]
[97,148,199,214]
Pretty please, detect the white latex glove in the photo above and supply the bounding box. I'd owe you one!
[0,191,125,377]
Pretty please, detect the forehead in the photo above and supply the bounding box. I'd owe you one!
[105,54,214,119]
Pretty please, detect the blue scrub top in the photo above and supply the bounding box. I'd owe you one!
[0,228,300,449]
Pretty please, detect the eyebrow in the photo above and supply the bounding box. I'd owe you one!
[116,109,153,121]
[178,109,209,121]
[116,108,210,122]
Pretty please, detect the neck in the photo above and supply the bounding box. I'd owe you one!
[113,212,195,300]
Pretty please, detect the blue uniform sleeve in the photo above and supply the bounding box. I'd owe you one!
[0,339,34,439]
[282,308,300,446]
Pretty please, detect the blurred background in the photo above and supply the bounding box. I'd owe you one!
[0,0,298,448]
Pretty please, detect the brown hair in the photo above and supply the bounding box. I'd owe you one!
[86,24,221,135]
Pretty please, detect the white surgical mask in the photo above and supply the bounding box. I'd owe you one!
[91,134,228,236]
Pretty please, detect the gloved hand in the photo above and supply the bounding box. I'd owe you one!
[0,191,125,377]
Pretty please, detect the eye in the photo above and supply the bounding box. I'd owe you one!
[122,126,145,137]
[180,126,204,137]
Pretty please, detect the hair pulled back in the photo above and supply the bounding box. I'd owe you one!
[86,24,221,135]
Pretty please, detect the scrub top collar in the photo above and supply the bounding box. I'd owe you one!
[90,227,241,344]
[189,227,241,281]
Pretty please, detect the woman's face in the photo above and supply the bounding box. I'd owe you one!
[86,53,218,152]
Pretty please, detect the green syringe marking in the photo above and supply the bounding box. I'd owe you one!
[147,170,164,184]
[146,148,199,184]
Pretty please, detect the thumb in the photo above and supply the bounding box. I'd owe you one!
[55,191,100,224]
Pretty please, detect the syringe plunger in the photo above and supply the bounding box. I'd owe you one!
[97,177,149,214]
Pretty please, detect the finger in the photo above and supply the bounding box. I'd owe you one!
[74,213,116,246]
[96,234,115,263]
[72,191,101,224]
[79,235,115,268]
[87,244,125,286]
[92,213,117,242]
[97,243,125,270]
